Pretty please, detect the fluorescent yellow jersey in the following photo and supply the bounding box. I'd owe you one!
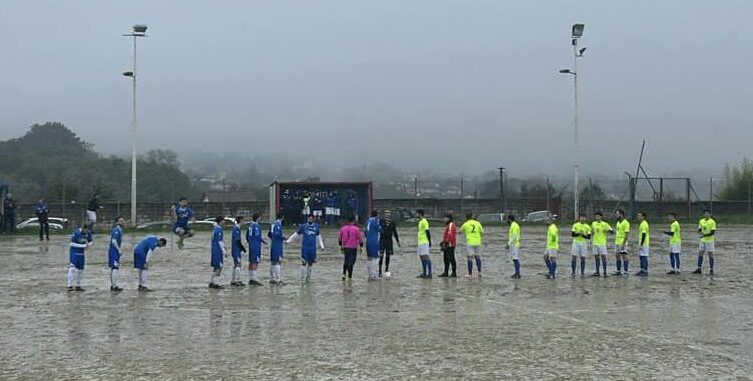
[417,218,430,245]
[615,219,630,245]
[698,218,716,243]
[571,222,591,244]
[669,221,681,245]
[508,221,521,248]
[547,223,559,250]
[459,219,483,246]
[638,220,650,247]
[591,221,612,246]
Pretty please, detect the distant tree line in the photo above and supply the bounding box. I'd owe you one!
[720,157,753,200]
[0,122,199,204]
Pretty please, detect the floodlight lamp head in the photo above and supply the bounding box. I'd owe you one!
[122,71,134,77]
[133,24,148,35]
[571,23,585,38]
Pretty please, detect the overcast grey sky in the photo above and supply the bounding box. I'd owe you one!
[0,0,750,176]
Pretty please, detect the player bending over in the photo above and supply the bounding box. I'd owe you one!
[67,224,93,291]
[694,209,716,275]
[664,213,682,274]
[133,235,167,292]
[108,216,125,291]
[171,197,195,250]
[287,214,325,283]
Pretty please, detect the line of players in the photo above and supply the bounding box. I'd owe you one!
[65,198,718,291]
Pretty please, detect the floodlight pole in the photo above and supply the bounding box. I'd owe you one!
[124,26,147,226]
[572,38,580,219]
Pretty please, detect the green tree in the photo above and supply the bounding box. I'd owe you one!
[720,157,753,200]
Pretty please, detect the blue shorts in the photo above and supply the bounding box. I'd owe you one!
[248,250,262,264]
[134,250,148,270]
[173,224,191,234]
[366,242,380,258]
[69,253,85,270]
[211,252,223,269]
[108,249,121,269]
[301,248,317,264]
[270,250,283,263]
[232,252,242,266]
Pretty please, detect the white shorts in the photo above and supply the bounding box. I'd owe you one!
[86,210,97,224]
[571,242,588,257]
[333,208,341,216]
[594,245,608,256]
[313,210,323,217]
[325,207,334,215]
[699,241,715,253]
[508,246,520,260]
[614,243,628,255]
[639,246,650,257]
[417,244,430,256]
[546,249,558,258]
[466,245,482,257]
[669,243,681,254]
[302,207,310,215]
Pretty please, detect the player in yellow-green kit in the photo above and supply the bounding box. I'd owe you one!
[545,216,559,279]
[635,212,650,276]
[590,212,612,277]
[571,213,592,277]
[663,213,682,274]
[612,209,630,276]
[416,209,433,279]
[694,209,717,275]
[507,214,522,278]
[458,212,484,278]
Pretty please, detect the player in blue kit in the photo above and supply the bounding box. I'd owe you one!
[268,213,287,284]
[171,197,195,250]
[108,216,125,292]
[287,214,325,282]
[246,213,266,286]
[364,210,382,280]
[230,216,246,287]
[67,224,93,291]
[209,216,227,289]
[133,235,167,291]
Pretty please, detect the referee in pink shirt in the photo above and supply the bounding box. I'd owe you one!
[339,215,363,281]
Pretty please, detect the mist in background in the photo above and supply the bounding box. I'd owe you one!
[1,0,751,178]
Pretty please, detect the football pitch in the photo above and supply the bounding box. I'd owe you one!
[0,224,751,380]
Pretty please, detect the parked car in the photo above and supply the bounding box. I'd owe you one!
[16,217,68,231]
[523,210,556,223]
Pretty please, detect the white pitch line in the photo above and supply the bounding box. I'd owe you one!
[439,289,748,365]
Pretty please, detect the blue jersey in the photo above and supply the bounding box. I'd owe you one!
[297,222,321,251]
[174,205,194,228]
[247,221,264,255]
[135,236,160,256]
[231,224,243,258]
[211,224,224,257]
[69,228,92,256]
[35,202,49,220]
[108,225,123,254]
[325,196,335,208]
[365,217,381,242]
[268,219,285,258]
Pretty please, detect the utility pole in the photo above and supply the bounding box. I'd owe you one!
[499,167,506,212]
[123,24,148,227]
